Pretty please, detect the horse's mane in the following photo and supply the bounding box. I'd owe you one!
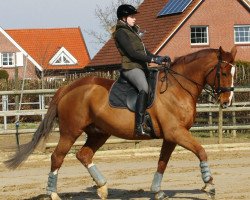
[172,48,218,66]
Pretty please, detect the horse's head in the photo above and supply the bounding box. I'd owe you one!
[206,46,237,108]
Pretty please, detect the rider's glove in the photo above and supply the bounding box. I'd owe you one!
[152,56,171,65]
[162,55,171,63]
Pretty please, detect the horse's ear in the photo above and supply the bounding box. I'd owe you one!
[231,46,237,59]
[219,46,224,53]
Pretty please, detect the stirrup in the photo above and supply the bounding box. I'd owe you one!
[135,124,151,137]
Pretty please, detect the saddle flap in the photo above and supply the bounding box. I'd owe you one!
[109,69,158,111]
[126,89,138,112]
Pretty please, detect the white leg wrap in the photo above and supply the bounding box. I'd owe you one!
[200,161,212,183]
[47,171,58,195]
[150,172,163,193]
[87,163,107,187]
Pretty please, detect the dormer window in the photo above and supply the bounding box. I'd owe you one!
[54,54,72,64]
[49,47,77,66]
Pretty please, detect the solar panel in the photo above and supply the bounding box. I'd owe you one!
[158,0,193,16]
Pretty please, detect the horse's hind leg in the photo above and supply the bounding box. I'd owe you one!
[76,126,110,199]
[47,130,82,200]
[151,140,176,199]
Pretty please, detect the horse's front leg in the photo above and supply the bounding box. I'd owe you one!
[167,127,215,199]
[76,127,110,200]
[151,140,176,200]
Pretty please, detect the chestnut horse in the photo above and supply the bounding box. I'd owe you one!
[5,46,237,200]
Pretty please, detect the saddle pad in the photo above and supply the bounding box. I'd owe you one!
[109,70,158,109]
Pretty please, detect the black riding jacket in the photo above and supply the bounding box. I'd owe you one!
[114,20,155,70]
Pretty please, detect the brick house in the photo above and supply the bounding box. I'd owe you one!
[0,27,90,79]
[88,0,250,70]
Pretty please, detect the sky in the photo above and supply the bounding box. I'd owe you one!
[0,0,116,58]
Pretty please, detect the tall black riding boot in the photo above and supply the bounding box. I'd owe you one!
[135,90,151,137]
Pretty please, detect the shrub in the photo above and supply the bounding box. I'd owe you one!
[0,69,9,80]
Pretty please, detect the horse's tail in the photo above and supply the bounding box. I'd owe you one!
[4,87,65,170]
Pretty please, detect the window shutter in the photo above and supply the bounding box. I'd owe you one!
[16,52,24,67]
[0,53,2,67]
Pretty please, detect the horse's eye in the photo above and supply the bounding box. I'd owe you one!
[222,72,227,77]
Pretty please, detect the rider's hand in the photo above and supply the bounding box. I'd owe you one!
[162,55,171,63]
[152,56,171,65]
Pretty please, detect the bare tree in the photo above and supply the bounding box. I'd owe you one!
[85,0,143,46]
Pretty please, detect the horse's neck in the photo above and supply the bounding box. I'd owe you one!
[163,57,214,100]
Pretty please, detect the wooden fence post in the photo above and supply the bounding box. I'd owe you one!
[14,65,20,150]
[232,96,237,138]
[2,95,8,130]
[218,106,223,144]
[14,66,19,118]
[208,95,213,137]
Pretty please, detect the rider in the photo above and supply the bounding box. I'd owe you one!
[113,4,171,137]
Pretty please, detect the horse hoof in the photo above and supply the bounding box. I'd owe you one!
[154,190,168,200]
[201,183,215,200]
[51,192,61,200]
[97,184,108,200]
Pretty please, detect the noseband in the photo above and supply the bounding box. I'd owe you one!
[205,51,235,95]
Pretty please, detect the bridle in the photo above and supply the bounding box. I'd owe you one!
[205,50,235,95]
[159,50,236,100]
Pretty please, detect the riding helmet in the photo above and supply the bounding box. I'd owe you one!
[117,4,138,19]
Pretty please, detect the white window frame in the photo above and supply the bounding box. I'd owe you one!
[234,25,250,44]
[54,54,74,65]
[1,52,15,67]
[190,26,209,45]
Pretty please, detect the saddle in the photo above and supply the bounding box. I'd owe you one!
[109,69,159,138]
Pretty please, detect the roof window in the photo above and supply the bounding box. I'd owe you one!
[158,0,193,17]
[49,47,77,65]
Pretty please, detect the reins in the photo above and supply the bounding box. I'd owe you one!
[156,63,205,95]
[155,50,235,102]
[158,63,170,94]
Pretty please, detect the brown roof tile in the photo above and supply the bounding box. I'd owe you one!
[88,0,203,67]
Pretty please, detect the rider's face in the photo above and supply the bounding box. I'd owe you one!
[126,15,136,27]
